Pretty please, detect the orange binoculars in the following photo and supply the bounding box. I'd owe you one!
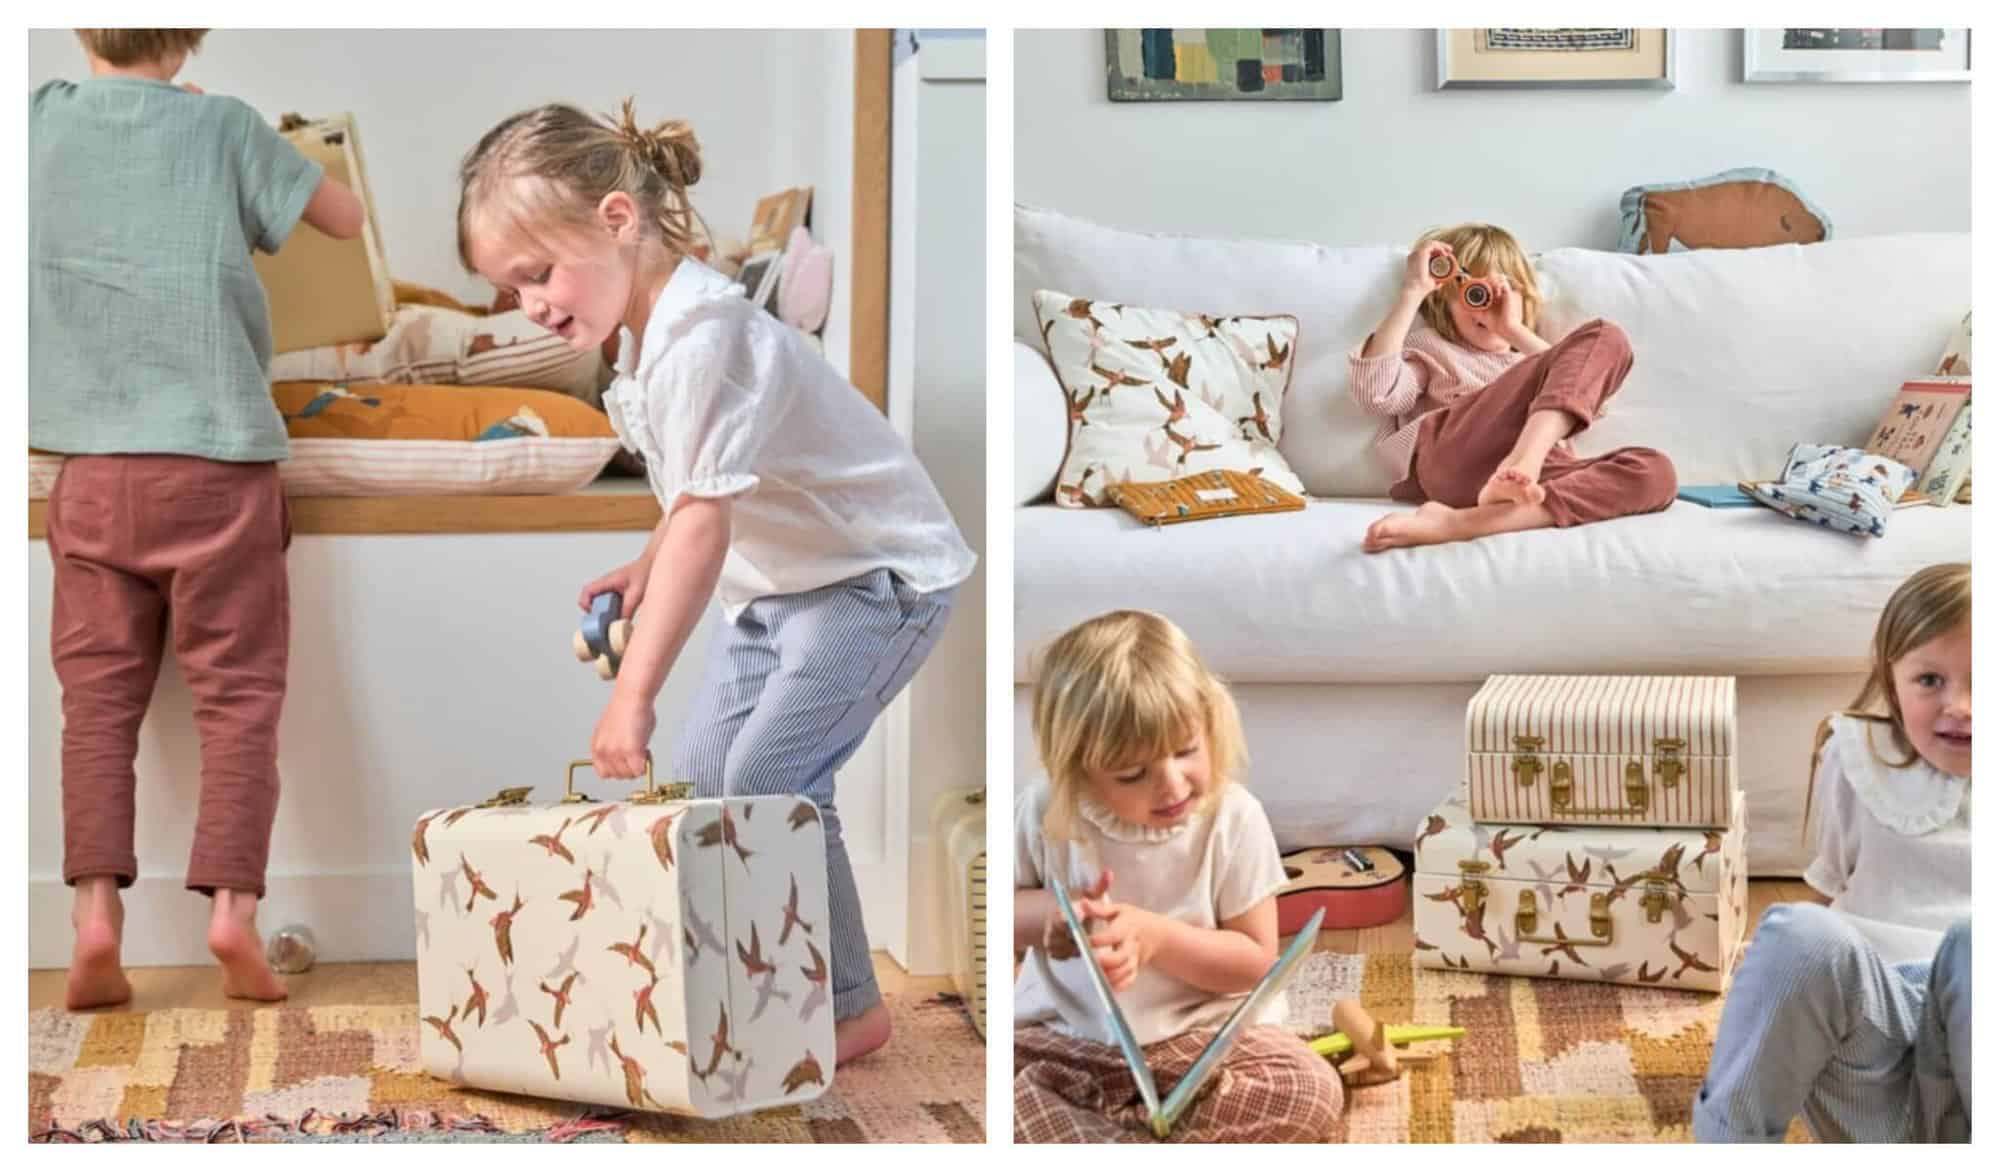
[1427,253,1496,311]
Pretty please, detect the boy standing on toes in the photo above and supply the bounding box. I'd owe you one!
[31,29,364,1007]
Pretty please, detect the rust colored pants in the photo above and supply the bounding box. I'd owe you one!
[1390,318,1678,527]
[45,455,291,897]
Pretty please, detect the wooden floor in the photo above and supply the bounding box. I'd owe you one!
[1306,878,1812,956]
[28,951,949,1013]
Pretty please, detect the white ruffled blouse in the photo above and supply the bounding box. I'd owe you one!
[1801,713,1970,965]
[602,259,976,618]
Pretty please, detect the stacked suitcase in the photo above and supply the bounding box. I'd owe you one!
[1412,676,1750,993]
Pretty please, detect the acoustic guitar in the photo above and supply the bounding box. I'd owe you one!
[1276,845,1408,934]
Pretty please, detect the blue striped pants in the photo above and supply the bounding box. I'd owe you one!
[1695,903,1971,1142]
[673,569,956,1021]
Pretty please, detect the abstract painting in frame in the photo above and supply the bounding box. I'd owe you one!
[1743,29,1970,83]
[1106,30,1341,101]
[1436,29,1675,90]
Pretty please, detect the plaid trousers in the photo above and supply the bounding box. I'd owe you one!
[1014,1024,1342,1143]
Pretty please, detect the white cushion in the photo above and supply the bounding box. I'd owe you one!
[1014,342,1067,505]
[1016,204,1973,498]
[30,439,622,499]
[1031,289,1304,506]
[1013,499,1973,684]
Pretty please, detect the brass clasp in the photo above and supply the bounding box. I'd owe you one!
[478,786,534,808]
[1639,874,1673,924]
[1515,889,1614,945]
[1654,737,1686,789]
[1550,760,1574,808]
[1549,761,1648,816]
[1512,735,1544,788]
[1457,860,1490,922]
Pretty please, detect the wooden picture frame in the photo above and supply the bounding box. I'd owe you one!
[1436,28,1675,90]
[747,186,813,257]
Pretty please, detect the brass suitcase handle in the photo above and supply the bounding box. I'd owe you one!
[1516,890,1613,945]
[567,757,693,805]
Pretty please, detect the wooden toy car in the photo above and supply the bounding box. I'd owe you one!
[572,591,634,680]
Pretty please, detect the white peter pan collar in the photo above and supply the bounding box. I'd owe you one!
[1830,713,1968,836]
[1076,794,1191,845]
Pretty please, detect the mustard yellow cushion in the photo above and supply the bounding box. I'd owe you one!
[273,382,617,442]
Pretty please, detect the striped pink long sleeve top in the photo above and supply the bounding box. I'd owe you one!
[1347,323,1523,479]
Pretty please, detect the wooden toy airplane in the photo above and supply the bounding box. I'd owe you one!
[1307,1002,1464,1087]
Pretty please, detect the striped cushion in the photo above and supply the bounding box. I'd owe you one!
[30,437,623,499]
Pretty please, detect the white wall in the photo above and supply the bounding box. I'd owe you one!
[1016,28,1971,250]
[891,33,989,977]
[27,28,854,361]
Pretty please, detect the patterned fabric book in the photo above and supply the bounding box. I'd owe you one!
[1049,878,1321,1138]
[1864,379,1972,506]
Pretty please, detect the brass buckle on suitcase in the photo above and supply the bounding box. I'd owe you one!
[1653,738,1686,788]
[1516,889,1614,945]
[565,757,694,805]
[1547,760,1650,816]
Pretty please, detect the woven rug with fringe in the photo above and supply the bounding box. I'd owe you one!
[1284,952,1811,1143]
[29,992,983,1143]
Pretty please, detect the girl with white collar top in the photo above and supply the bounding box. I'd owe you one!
[1695,563,1970,1142]
[456,101,975,1068]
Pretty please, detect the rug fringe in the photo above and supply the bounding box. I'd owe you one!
[30,1108,630,1144]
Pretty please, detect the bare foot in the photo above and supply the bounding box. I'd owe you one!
[209,890,287,1002]
[1477,459,1547,507]
[67,879,132,1011]
[834,1001,893,1066]
[1362,501,1460,553]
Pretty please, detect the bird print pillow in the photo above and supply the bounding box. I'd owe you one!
[1740,443,1917,538]
[1032,289,1306,508]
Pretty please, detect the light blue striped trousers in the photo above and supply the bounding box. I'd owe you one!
[1695,903,1971,1142]
[673,568,956,1021]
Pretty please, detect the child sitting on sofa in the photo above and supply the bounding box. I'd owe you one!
[1349,223,1677,552]
[1695,562,1970,1142]
[32,28,364,1009]
[1012,610,1341,1142]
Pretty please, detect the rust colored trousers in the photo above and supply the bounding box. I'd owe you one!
[1390,318,1678,526]
[45,455,291,897]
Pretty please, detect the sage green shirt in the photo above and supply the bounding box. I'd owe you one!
[30,77,322,461]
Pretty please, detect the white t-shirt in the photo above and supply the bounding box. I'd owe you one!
[1801,713,1971,965]
[602,259,976,617]
[1014,778,1291,1047]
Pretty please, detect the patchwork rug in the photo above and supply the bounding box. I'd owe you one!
[29,993,983,1144]
[1284,952,1810,1143]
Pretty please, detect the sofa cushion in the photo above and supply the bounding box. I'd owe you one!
[1032,289,1305,506]
[1016,204,1972,500]
[1013,499,1972,684]
[1015,342,1068,505]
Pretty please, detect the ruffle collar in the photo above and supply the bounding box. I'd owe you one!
[1830,713,1967,836]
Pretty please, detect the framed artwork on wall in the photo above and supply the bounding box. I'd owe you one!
[1435,28,1675,90]
[1105,29,1342,101]
[1742,29,1971,83]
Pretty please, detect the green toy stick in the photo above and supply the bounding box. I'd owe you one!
[1309,1024,1464,1058]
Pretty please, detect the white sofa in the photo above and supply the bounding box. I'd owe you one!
[1012,204,1972,875]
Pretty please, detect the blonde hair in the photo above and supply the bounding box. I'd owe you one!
[1415,222,1543,345]
[76,29,206,67]
[1031,611,1247,841]
[457,99,708,273]
[1806,562,1971,833]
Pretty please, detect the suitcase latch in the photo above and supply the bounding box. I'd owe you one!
[1640,874,1673,924]
[1549,759,1647,816]
[1515,889,1614,945]
[1512,735,1544,787]
[1457,860,1489,922]
[630,781,695,805]
[1653,738,1686,789]
[478,787,534,808]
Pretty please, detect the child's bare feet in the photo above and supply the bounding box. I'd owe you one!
[1477,459,1547,507]
[208,889,287,1002]
[67,877,133,1011]
[1362,501,1460,553]
[834,1000,892,1065]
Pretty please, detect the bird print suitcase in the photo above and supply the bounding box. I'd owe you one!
[1466,675,1737,828]
[409,762,834,1117]
[1411,788,1748,993]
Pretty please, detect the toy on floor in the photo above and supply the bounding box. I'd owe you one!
[1308,1001,1464,1088]
[572,591,634,680]
[1275,845,1407,933]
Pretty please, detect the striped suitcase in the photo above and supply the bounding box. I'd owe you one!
[1466,675,1737,829]
[410,762,834,1118]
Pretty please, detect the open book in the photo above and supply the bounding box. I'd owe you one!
[1050,878,1324,1138]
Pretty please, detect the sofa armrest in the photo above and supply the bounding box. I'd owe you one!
[1016,341,1067,506]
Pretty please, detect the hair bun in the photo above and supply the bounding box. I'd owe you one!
[615,99,702,189]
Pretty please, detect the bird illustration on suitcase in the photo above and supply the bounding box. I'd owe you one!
[782,1051,825,1095]
[528,818,576,864]
[531,1020,570,1080]
[609,1035,669,1110]
[798,941,829,1022]
[609,923,657,980]
[460,855,498,914]
[539,972,579,1029]
[593,852,626,910]
[585,1022,614,1077]
[634,974,663,1036]
[787,801,819,831]
[488,975,521,1028]
[750,970,792,1023]
[685,903,726,959]
[737,922,776,981]
[779,875,813,945]
[649,811,685,871]
[718,1056,757,1106]
[578,802,625,837]
[442,805,479,829]
[490,892,526,966]
[411,812,442,866]
[423,1003,464,1055]
[1670,940,1717,981]
[695,809,753,867]
[542,936,582,983]
[559,870,596,921]
[462,966,491,1029]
